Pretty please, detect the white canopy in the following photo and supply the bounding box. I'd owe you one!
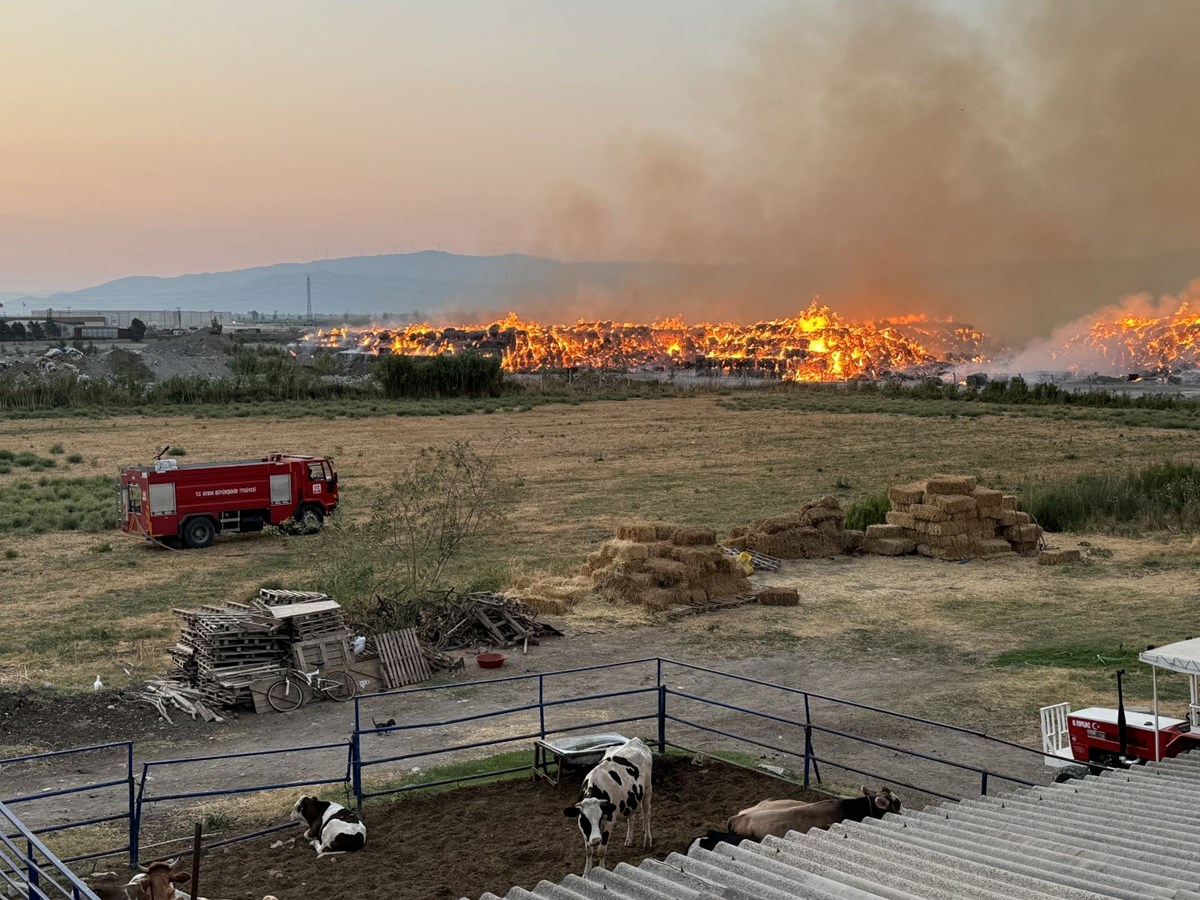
[1139,638,1200,675]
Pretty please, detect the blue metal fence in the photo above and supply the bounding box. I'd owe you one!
[0,743,133,867]
[0,802,100,900]
[2,656,1066,885]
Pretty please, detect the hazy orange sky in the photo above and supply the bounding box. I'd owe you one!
[3,1,777,291]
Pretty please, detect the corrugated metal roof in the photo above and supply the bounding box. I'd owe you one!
[476,752,1200,900]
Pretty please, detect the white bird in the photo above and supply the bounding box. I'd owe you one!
[93,675,103,691]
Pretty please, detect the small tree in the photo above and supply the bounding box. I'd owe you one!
[129,318,146,342]
[209,317,223,335]
[0,321,11,342]
[10,321,26,341]
[44,318,61,339]
[310,441,512,630]
[28,321,45,341]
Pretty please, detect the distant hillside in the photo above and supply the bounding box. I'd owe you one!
[38,252,675,319]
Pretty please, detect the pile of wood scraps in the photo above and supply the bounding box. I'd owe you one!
[418,592,562,653]
[124,681,225,725]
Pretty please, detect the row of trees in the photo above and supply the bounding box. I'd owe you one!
[0,320,60,341]
[0,317,147,342]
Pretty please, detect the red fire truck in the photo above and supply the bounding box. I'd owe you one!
[119,452,339,548]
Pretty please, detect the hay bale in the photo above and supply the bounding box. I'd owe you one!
[757,588,800,607]
[1039,548,1082,566]
[925,474,977,495]
[977,538,1016,558]
[643,557,688,586]
[928,494,978,516]
[985,509,1018,527]
[642,587,687,610]
[864,537,917,556]
[672,526,718,547]
[1014,511,1032,525]
[865,523,907,539]
[885,510,916,529]
[911,504,950,523]
[1001,494,1018,511]
[616,523,662,543]
[654,524,680,540]
[1007,523,1042,543]
[914,519,969,537]
[840,529,865,553]
[810,495,842,510]
[889,481,927,506]
[803,507,846,528]
[971,488,1004,510]
[917,543,960,560]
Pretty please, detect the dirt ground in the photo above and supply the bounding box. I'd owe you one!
[89,756,823,900]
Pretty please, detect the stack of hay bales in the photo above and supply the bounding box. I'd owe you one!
[584,523,751,610]
[726,497,862,559]
[864,474,1042,559]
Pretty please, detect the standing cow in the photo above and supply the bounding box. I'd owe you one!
[563,737,653,875]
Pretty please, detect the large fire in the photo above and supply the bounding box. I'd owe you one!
[1053,303,1200,374]
[297,296,1200,379]
[301,301,986,381]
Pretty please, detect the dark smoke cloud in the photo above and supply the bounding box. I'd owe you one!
[533,0,1200,341]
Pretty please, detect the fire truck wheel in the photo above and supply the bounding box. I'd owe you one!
[182,516,217,549]
[296,505,324,534]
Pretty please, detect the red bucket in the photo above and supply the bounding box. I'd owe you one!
[476,652,506,669]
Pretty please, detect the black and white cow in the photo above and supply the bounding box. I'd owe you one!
[292,796,367,857]
[563,737,653,875]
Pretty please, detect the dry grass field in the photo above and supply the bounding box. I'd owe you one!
[2,394,1199,742]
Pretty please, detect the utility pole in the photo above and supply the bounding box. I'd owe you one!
[305,275,313,327]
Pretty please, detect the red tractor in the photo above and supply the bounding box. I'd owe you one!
[1041,638,1200,775]
[119,450,339,548]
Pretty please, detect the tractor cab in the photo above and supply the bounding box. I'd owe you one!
[1041,638,1200,770]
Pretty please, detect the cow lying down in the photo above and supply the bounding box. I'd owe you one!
[698,785,902,851]
[104,859,280,900]
[292,795,367,857]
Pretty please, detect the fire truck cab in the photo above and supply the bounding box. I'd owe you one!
[119,453,339,549]
[1041,638,1200,769]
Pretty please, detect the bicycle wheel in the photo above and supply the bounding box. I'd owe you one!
[266,676,304,712]
[322,670,356,702]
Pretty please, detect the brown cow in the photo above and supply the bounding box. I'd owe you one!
[698,786,902,850]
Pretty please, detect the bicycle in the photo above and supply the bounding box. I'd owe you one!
[266,665,356,712]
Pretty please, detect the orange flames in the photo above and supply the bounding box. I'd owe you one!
[1055,303,1200,373]
[301,301,986,380]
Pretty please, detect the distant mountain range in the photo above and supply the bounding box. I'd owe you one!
[24,252,680,319]
[8,248,1200,340]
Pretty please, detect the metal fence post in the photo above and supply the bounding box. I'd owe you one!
[26,838,38,900]
[126,743,137,868]
[131,762,149,866]
[981,771,989,796]
[803,692,821,786]
[538,675,546,740]
[657,685,667,753]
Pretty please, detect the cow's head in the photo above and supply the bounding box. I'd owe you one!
[293,794,325,826]
[564,797,617,848]
[862,785,902,816]
[129,861,190,900]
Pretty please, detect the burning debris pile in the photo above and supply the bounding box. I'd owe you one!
[1054,303,1200,376]
[298,302,986,381]
[866,475,1043,560]
[726,496,863,559]
[584,524,752,611]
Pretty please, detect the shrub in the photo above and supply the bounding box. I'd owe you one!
[167,446,188,457]
[845,494,890,531]
[49,443,64,455]
[66,453,84,464]
[1022,462,1200,533]
[91,542,113,553]
[3,549,18,560]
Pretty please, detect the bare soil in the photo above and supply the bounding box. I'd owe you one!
[88,756,823,900]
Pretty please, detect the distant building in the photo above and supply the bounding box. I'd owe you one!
[31,309,234,331]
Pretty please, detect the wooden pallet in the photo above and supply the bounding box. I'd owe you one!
[258,588,330,606]
[722,546,783,572]
[376,628,432,689]
[665,592,761,620]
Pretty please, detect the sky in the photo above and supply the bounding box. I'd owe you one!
[1,0,781,292]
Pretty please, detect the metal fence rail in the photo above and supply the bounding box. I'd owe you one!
[2,656,1069,883]
[0,802,99,900]
[0,742,133,867]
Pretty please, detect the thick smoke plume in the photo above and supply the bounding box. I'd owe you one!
[535,0,1200,342]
